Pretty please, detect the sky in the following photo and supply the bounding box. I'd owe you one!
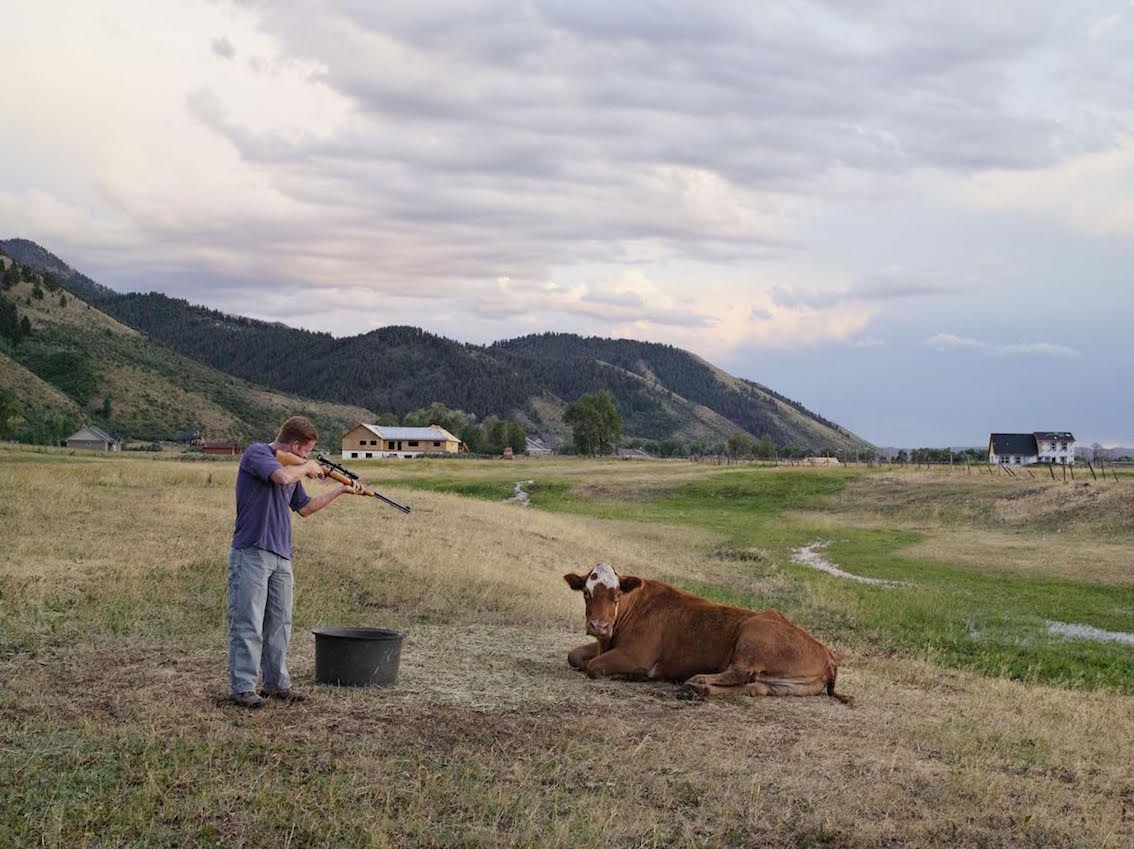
[2,1,1133,448]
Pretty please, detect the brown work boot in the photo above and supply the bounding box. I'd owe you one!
[231,691,266,709]
[260,688,307,703]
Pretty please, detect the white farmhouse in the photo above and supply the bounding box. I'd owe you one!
[987,431,1075,466]
[1033,431,1076,465]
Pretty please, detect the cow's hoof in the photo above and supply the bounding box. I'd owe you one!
[677,682,707,701]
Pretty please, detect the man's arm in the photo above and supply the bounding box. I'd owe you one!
[270,460,324,486]
[296,480,365,517]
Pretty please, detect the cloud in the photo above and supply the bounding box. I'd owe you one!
[2,0,1133,367]
[769,269,962,310]
[211,36,235,59]
[952,137,1134,237]
[925,333,1080,357]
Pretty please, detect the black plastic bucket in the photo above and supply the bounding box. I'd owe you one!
[313,627,404,687]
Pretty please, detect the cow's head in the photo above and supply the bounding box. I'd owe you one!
[563,562,642,639]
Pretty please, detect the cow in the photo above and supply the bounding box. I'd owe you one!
[564,562,852,703]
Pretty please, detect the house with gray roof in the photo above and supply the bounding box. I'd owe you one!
[341,423,463,459]
[65,425,121,452]
[988,431,1075,466]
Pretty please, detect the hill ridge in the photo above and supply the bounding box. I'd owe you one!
[4,239,872,453]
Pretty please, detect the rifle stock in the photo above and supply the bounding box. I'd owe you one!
[274,449,411,514]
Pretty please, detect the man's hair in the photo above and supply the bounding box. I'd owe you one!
[277,416,318,445]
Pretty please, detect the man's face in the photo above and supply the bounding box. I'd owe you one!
[290,438,316,458]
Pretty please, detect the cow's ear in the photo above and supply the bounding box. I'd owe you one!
[619,576,642,593]
[564,573,588,591]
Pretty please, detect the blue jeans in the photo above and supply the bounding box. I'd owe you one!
[227,546,293,695]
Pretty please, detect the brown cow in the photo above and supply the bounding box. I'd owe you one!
[564,562,852,703]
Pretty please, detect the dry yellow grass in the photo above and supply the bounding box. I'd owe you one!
[2,451,1132,847]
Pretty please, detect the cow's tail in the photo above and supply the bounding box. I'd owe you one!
[825,652,855,707]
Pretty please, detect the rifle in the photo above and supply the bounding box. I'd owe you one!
[275,449,412,514]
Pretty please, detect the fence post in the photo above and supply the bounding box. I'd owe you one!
[1087,461,1097,481]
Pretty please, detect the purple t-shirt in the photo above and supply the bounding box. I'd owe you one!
[231,442,311,560]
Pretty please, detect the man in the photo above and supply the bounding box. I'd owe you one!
[227,415,364,708]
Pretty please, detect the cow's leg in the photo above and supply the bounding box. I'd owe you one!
[567,641,602,671]
[743,674,828,698]
[684,666,750,697]
[584,647,646,679]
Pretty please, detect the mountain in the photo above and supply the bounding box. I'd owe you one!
[0,238,116,304]
[0,252,374,445]
[4,239,872,453]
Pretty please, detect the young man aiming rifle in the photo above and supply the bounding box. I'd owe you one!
[227,416,365,708]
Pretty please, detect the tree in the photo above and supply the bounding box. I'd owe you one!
[756,434,776,460]
[564,390,622,456]
[482,417,511,455]
[727,432,756,458]
[460,423,484,453]
[402,402,471,435]
[0,387,18,439]
[505,420,527,454]
[0,295,22,342]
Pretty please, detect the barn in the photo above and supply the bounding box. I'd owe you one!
[65,425,121,452]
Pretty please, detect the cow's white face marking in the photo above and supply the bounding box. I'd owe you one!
[584,562,619,596]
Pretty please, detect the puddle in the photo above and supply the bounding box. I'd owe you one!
[1046,621,1134,646]
[790,542,908,587]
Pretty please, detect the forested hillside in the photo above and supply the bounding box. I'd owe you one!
[5,239,872,453]
[0,254,374,444]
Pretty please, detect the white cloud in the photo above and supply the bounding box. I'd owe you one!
[925,333,1080,357]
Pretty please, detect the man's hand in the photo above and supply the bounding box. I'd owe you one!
[343,480,366,495]
[303,460,326,479]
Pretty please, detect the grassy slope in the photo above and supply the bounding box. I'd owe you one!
[2,278,376,442]
[0,349,83,438]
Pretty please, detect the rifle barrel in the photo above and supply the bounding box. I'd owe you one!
[275,449,412,513]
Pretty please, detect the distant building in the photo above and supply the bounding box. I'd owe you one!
[802,456,840,465]
[526,436,553,456]
[341,423,462,459]
[1034,432,1076,465]
[614,447,654,459]
[988,432,1075,466]
[65,425,121,452]
[201,440,238,456]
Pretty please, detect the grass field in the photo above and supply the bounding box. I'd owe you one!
[2,446,1132,847]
